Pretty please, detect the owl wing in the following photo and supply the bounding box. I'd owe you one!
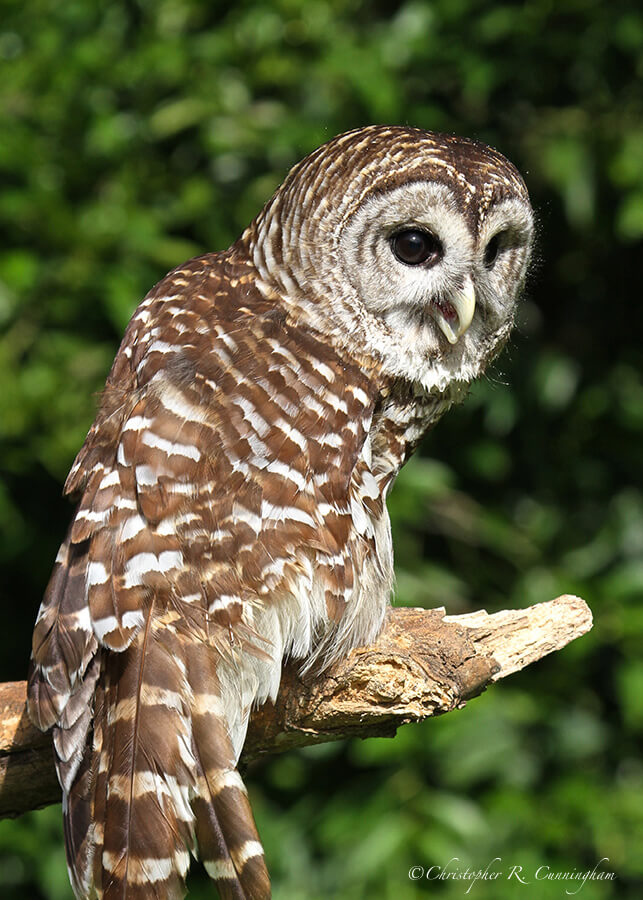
[28,255,380,900]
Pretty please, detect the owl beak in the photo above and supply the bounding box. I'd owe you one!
[435,275,476,345]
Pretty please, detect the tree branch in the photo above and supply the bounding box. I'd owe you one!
[0,595,591,818]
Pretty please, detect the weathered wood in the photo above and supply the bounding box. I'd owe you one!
[0,595,592,818]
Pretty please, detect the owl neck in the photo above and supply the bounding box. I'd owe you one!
[231,231,488,401]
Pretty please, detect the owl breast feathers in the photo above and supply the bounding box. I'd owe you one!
[28,125,533,899]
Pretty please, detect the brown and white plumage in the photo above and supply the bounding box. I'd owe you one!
[28,126,533,899]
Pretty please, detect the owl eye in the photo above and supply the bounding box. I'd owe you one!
[392,229,443,266]
[484,231,506,268]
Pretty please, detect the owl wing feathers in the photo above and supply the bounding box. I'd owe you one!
[28,254,381,900]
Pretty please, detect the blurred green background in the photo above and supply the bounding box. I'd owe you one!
[1,0,641,897]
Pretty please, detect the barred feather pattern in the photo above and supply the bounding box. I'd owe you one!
[28,126,533,899]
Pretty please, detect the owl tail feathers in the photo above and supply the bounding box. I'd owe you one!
[61,617,270,900]
[192,766,271,900]
[186,641,271,900]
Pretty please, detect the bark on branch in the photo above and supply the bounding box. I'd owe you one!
[0,595,592,819]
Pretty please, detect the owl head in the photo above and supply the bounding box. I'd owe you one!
[244,125,534,393]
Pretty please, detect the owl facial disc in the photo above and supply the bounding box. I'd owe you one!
[433,274,476,345]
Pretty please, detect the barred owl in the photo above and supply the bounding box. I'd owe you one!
[28,125,533,899]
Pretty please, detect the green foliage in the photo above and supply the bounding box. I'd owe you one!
[1,1,641,897]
